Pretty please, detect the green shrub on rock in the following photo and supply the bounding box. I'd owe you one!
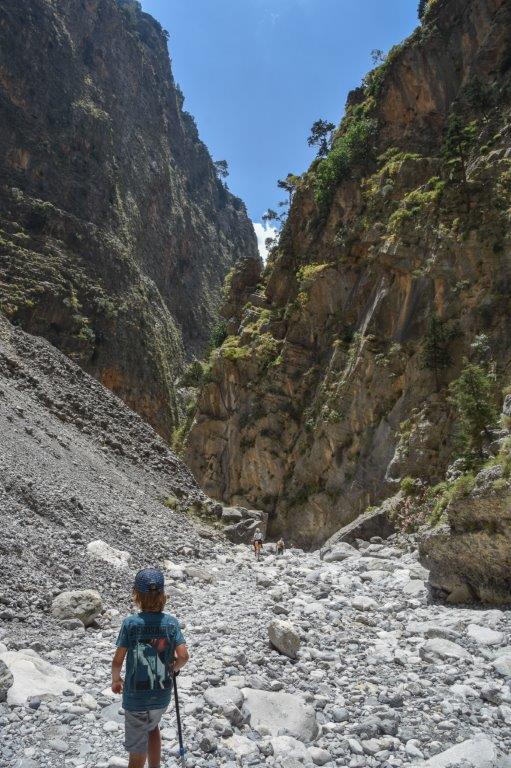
[448,361,499,455]
[314,117,378,210]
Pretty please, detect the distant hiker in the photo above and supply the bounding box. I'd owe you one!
[111,567,189,768]
[276,537,285,556]
[252,527,264,559]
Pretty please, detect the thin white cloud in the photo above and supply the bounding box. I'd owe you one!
[253,221,278,262]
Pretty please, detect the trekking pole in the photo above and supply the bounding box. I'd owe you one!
[173,672,186,768]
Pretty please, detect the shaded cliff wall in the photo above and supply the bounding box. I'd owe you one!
[0,0,258,438]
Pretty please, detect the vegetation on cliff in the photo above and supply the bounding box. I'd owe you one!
[185,0,511,570]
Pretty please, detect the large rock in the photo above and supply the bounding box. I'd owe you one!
[419,467,511,605]
[86,540,131,568]
[322,502,397,551]
[204,685,244,711]
[242,688,319,742]
[223,734,259,758]
[0,658,14,702]
[411,736,503,767]
[51,589,103,627]
[0,649,82,706]
[321,542,360,562]
[268,619,301,659]
[467,624,504,646]
[420,638,471,663]
[271,735,312,764]
[183,565,216,583]
[223,510,268,544]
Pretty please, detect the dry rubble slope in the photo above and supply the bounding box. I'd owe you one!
[0,311,217,618]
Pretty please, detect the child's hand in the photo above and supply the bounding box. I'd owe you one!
[111,678,123,694]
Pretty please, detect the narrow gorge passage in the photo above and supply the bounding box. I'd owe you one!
[1,0,511,765]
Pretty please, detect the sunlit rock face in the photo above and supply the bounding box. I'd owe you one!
[187,0,511,548]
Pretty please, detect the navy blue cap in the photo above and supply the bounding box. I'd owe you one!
[134,567,165,593]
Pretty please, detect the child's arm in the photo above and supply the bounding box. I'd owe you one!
[111,647,127,694]
[173,643,189,674]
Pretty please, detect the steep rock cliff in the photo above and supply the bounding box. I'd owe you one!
[187,0,511,548]
[0,0,257,439]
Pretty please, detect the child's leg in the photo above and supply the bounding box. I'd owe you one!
[128,752,146,768]
[148,724,162,768]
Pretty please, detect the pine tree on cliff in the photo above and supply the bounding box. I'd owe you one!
[421,314,453,392]
[277,174,300,206]
[214,160,229,179]
[308,120,336,158]
[449,361,499,455]
[418,0,428,19]
[443,113,477,211]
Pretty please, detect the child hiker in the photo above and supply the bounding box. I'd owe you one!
[111,567,189,768]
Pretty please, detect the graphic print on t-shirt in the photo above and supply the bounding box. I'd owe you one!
[117,612,185,711]
[133,636,172,692]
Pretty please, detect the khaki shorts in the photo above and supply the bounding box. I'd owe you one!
[124,707,167,754]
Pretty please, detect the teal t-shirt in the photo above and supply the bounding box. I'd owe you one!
[116,611,185,712]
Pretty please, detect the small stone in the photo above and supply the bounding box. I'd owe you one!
[492,654,511,677]
[200,729,218,753]
[48,739,69,753]
[308,746,331,765]
[352,596,378,612]
[331,706,349,723]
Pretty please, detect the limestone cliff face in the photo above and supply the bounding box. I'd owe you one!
[0,0,257,439]
[187,0,511,548]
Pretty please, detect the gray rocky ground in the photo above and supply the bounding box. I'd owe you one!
[1,318,510,768]
[1,537,511,768]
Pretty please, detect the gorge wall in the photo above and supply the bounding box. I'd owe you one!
[0,0,258,439]
[187,0,511,549]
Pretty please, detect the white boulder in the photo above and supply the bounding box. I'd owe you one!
[420,638,471,662]
[204,685,244,710]
[322,543,360,563]
[0,649,82,706]
[411,736,502,767]
[467,624,504,646]
[272,735,312,763]
[242,688,319,742]
[308,746,331,765]
[86,540,130,568]
[352,596,378,612]
[223,734,259,758]
[164,560,186,580]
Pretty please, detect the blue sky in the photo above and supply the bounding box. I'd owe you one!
[140,0,419,254]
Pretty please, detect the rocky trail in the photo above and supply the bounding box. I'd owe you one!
[1,532,511,768]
